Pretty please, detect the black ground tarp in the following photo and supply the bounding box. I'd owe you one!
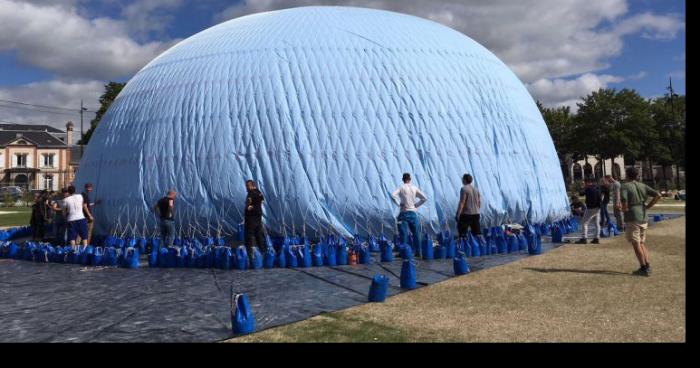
[0,214,682,342]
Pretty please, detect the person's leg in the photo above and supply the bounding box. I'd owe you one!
[165,220,175,248]
[79,219,89,246]
[408,212,421,253]
[469,214,481,236]
[626,223,647,269]
[397,212,409,246]
[457,214,469,238]
[87,219,94,245]
[614,208,625,231]
[638,223,650,266]
[254,224,267,253]
[581,209,594,239]
[593,211,601,240]
[244,222,256,254]
[67,221,78,251]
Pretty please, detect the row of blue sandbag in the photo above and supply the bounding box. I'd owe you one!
[0,241,141,268]
[0,226,32,241]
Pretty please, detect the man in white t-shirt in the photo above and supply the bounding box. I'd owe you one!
[391,173,427,254]
[63,185,93,249]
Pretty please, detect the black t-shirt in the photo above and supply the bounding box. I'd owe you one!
[157,197,174,220]
[600,185,610,205]
[244,189,264,219]
[580,185,602,209]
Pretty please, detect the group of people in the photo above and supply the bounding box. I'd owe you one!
[29,183,98,249]
[571,168,661,276]
[32,168,658,277]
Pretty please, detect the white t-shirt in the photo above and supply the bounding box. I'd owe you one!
[63,194,86,222]
[391,183,428,212]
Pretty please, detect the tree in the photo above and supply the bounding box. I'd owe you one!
[537,101,577,182]
[79,82,125,145]
[651,92,685,189]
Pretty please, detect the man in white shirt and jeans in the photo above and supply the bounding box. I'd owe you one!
[391,173,428,254]
[63,185,93,250]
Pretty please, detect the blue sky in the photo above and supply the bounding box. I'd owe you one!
[0,0,686,128]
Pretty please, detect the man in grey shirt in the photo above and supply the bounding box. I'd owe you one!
[456,173,481,238]
[605,175,624,231]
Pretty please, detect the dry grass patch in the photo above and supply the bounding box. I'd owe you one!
[230,217,685,342]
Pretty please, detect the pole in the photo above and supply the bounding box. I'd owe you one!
[668,77,680,189]
[80,99,84,156]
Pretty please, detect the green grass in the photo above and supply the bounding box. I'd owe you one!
[0,207,31,228]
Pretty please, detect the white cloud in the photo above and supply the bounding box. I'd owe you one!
[214,0,684,84]
[121,0,184,41]
[527,73,625,112]
[0,79,105,138]
[0,0,179,80]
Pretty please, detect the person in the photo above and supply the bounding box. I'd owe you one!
[243,180,267,254]
[51,188,69,245]
[621,167,661,277]
[570,195,586,217]
[576,177,602,244]
[599,178,611,227]
[81,183,100,245]
[391,173,427,254]
[30,193,48,241]
[154,189,177,248]
[605,175,625,231]
[455,173,481,238]
[63,185,92,250]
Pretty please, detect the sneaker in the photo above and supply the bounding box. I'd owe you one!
[575,238,588,244]
[591,238,600,244]
[632,267,650,277]
[645,264,652,276]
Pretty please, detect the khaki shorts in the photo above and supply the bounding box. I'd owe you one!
[625,222,648,244]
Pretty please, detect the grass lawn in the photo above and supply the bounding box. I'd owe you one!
[0,206,31,228]
[230,216,685,342]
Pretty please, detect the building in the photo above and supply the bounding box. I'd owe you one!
[0,122,76,192]
[568,155,626,182]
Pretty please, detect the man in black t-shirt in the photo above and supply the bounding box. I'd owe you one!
[576,177,602,244]
[244,180,267,253]
[154,189,177,248]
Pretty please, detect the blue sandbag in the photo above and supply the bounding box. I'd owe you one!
[166,247,178,268]
[551,225,563,243]
[496,235,507,254]
[158,247,168,267]
[285,245,298,268]
[368,274,389,302]
[368,236,380,253]
[507,235,518,253]
[8,242,19,259]
[149,247,159,267]
[528,233,541,255]
[358,244,371,264]
[400,259,417,289]
[445,238,456,258]
[471,235,482,257]
[336,243,348,265]
[461,237,471,257]
[231,291,256,335]
[453,251,470,275]
[380,241,394,262]
[298,245,312,268]
[235,246,248,270]
[609,223,620,236]
[600,227,610,238]
[251,247,263,270]
[177,246,188,268]
[421,235,433,260]
[217,237,226,246]
[276,245,288,268]
[653,214,663,222]
[434,245,446,259]
[137,238,147,254]
[402,243,414,259]
[34,246,49,263]
[517,233,528,251]
[103,247,119,266]
[123,247,140,269]
[263,246,276,268]
[312,243,324,266]
[92,247,104,266]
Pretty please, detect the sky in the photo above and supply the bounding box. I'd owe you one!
[0,0,686,132]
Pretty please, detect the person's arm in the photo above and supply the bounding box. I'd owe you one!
[645,185,662,210]
[620,187,629,212]
[456,189,466,221]
[614,184,622,209]
[415,188,427,208]
[476,189,482,210]
[391,187,401,208]
[83,203,93,222]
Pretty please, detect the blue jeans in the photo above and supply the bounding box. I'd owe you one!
[160,219,176,248]
[397,211,421,253]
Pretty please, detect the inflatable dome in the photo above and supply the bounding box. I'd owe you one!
[75,6,569,238]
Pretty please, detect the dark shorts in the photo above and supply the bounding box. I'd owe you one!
[67,218,88,242]
[458,214,481,237]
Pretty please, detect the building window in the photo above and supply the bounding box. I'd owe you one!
[43,153,55,167]
[15,154,27,167]
[44,175,54,190]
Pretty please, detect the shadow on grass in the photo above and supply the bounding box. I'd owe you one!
[523,267,633,277]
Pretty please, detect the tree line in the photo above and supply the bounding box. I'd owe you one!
[538,87,685,190]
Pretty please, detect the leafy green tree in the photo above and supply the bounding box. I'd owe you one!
[651,92,685,188]
[80,81,125,145]
[537,101,578,182]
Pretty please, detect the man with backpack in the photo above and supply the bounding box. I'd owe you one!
[576,177,602,244]
[621,167,661,277]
